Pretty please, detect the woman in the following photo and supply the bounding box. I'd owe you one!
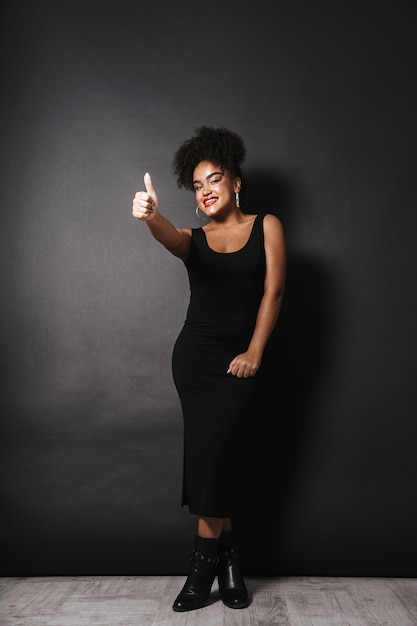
[132,126,286,612]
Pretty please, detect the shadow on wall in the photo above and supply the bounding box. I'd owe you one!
[233,169,335,575]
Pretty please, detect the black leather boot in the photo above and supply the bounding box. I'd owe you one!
[217,531,250,609]
[172,535,218,612]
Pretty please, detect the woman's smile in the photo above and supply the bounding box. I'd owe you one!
[204,197,218,208]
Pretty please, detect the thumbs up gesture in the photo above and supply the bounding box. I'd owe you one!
[132,173,159,221]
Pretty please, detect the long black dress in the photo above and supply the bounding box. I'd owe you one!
[172,213,267,517]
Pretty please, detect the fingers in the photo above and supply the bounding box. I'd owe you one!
[226,361,256,378]
[227,353,260,378]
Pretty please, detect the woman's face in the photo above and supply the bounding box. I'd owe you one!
[193,161,240,218]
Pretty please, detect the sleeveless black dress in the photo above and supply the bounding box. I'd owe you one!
[172,213,267,517]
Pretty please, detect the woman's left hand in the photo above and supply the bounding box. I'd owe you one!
[227,351,261,378]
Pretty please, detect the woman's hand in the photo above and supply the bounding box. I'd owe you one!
[132,172,158,221]
[227,351,261,378]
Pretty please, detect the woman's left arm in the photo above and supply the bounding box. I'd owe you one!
[227,214,286,378]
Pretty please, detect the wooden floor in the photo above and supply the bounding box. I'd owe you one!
[1,575,417,625]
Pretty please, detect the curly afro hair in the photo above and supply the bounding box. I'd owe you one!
[172,126,246,191]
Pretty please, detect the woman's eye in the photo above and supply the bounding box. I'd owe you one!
[210,177,221,184]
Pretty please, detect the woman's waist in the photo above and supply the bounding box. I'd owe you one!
[182,315,255,341]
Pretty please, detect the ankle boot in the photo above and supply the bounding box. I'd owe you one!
[172,535,218,612]
[217,531,250,609]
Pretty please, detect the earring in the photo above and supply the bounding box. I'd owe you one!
[235,191,240,208]
[196,206,208,220]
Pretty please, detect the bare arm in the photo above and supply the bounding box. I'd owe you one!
[227,213,286,378]
[132,173,191,261]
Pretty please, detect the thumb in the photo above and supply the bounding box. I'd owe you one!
[144,172,156,198]
[143,172,158,209]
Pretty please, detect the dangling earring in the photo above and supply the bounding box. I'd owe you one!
[235,191,240,208]
[196,205,208,220]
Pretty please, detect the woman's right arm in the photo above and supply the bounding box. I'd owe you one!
[132,172,192,261]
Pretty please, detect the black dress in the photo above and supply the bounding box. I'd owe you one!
[172,213,267,517]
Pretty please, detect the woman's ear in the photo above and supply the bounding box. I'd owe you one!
[234,177,242,193]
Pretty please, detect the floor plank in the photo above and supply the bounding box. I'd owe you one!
[0,576,417,625]
[387,578,417,623]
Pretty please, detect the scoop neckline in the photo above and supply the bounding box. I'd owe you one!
[201,214,259,255]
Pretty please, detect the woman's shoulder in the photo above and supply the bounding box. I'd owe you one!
[260,212,284,229]
[178,227,193,236]
[260,211,281,221]
[261,213,285,246]
[243,212,283,233]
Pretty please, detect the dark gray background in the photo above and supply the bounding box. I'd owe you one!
[1,0,416,576]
